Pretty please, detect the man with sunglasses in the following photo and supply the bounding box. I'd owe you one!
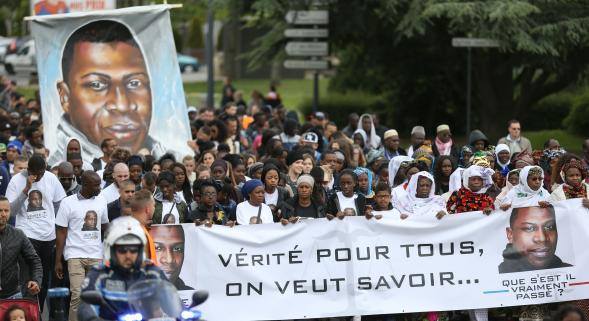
[78,216,167,321]
[57,162,80,196]
[55,171,109,321]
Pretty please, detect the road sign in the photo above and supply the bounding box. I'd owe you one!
[451,38,499,48]
[284,60,328,70]
[285,10,329,25]
[285,42,328,56]
[284,28,328,38]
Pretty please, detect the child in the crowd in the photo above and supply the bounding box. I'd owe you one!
[5,305,27,321]
[372,182,393,212]
[326,169,366,218]
[354,167,375,205]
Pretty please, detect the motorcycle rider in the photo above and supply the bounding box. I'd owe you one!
[78,216,167,321]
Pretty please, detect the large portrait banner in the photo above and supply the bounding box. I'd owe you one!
[29,5,192,166]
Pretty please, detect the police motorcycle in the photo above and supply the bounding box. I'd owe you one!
[81,278,209,321]
[77,216,209,321]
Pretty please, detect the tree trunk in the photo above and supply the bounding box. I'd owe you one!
[474,52,514,142]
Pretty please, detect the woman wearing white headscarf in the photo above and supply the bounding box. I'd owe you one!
[499,165,550,210]
[391,161,425,210]
[357,114,381,149]
[495,143,512,173]
[397,171,446,219]
[388,155,413,187]
[352,128,369,150]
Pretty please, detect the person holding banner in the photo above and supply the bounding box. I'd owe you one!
[326,169,367,219]
[391,161,429,210]
[397,171,446,219]
[279,174,325,223]
[499,166,551,210]
[236,179,273,225]
[446,165,495,214]
[191,180,232,226]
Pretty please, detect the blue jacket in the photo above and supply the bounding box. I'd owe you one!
[79,262,167,321]
[0,164,9,196]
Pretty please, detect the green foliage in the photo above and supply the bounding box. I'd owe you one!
[172,27,183,53]
[244,0,589,136]
[526,130,585,154]
[564,91,589,136]
[187,16,204,49]
[519,92,574,131]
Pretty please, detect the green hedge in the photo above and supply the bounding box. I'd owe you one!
[564,91,589,136]
[519,92,574,131]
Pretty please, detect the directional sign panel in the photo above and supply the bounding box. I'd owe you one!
[284,60,328,70]
[285,10,329,25]
[451,38,500,48]
[285,42,328,56]
[284,28,328,38]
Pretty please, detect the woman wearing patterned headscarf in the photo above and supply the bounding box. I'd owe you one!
[549,158,589,207]
[354,167,375,201]
[498,166,550,211]
[446,165,495,214]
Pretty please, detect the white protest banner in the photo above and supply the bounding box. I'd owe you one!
[150,200,589,320]
[29,5,192,166]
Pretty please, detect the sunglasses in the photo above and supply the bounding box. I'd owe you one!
[116,246,140,254]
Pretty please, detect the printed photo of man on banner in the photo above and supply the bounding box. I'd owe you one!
[28,5,192,166]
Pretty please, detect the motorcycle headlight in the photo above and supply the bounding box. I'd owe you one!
[118,313,143,321]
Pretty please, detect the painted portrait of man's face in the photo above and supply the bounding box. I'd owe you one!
[57,20,152,154]
[507,207,558,269]
[151,225,185,283]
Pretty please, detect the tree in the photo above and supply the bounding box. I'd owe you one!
[246,1,589,138]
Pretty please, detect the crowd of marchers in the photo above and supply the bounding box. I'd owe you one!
[1,76,589,321]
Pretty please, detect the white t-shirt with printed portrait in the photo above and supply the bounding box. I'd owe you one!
[161,200,180,224]
[6,171,67,241]
[55,194,109,260]
[236,201,273,225]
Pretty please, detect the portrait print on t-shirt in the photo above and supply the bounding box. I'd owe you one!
[343,208,357,216]
[26,190,48,220]
[82,210,99,231]
[163,214,176,224]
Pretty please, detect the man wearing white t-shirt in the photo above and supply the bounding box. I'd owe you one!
[99,163,129,203]
[5,155,67,310]
[55,171,108,321]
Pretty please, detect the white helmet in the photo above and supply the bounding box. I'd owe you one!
[104,216,147,268]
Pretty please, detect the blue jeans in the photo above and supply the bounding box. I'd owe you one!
[7,292,23,299]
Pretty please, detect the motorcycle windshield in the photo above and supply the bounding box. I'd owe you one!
[127,279,183,321]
